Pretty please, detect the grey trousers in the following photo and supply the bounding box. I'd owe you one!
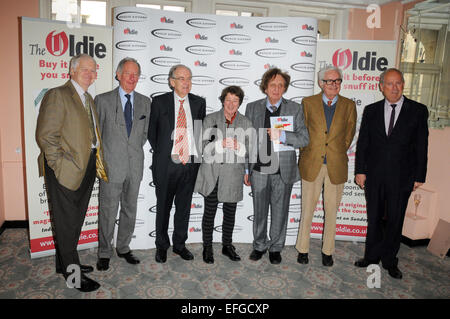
[250,170,293,253]
[97,177,140,258]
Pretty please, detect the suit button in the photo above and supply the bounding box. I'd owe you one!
[325,131,328,134]
[325,143,328,146]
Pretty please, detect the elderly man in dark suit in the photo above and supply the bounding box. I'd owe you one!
[94,57,151,271]
[36,53,108,292]
[354,68,429,279]
[244,68,309,264]
[149,64,206,263]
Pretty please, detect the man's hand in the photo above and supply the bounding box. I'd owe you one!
[355,174,366,189]
[244,174,251,186]
[413,182,423,191]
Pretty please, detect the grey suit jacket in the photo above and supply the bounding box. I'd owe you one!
[194,110,254,202]
[245,97,309,184]
[95,87,151,183]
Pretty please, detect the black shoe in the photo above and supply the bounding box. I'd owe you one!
[56,264,94,274]
[249,249,266,261]
[75,274,100,293]
[354,258,378,268]
[385,265,403,279]
[297,253,309,264]
[173,247,194,261]
[322,253,334,267]
[203,245,214,264]
[222,245,241,261]
[96,258,110,271]
[155,248,167,263]
[269,251,282,264]
[118,251,140,264]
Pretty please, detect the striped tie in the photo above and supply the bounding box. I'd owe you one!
[175,100,189,164]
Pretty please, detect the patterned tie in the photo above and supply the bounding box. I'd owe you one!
[271,105,277,112]
[84,92,97,146]
[327,100,333,107]
[124,94,133,137]
[175,99,189,164]
[387,104,397,136]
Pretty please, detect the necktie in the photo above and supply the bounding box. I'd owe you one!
[271,105,277,112]
[83,92,97,146]
[327,100,333,107]
[175,99,189,164]
[124,94,133,137]
[387,104,397,136]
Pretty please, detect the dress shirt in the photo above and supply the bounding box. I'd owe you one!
[384,96,404,135]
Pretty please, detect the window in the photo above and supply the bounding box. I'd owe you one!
[51,0,106,25]
[136,4,186,12]
[215,4,266,17]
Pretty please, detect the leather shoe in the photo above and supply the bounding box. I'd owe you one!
[354,258,378,268]
[249,249,266,261]
[297,253,309,264]
[222,244,241,261]
[322,253,333,267]
[155,248,167,263]
[385,265,403,279]
[56,264,93,274]
[118,251,140,264]
[269,251,282,264]
[96,258,110,271]
[173,247,194,261]
[203,245,214,264]
[76,274,100,293]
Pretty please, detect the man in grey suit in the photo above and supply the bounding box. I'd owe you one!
[245,68,309,264]
[94,58,151,271]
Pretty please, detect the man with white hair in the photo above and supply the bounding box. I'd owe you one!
[295,66,356,267]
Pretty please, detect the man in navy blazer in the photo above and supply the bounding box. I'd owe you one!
[354,68,428,279]
[148,64,206,263]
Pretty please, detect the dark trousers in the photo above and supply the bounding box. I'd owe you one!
[155,159,198,251]
[364,180,412,268]
[44,150,97,277]
[202,182,237,246]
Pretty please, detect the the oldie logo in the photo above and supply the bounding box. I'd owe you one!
[220,34,251,44]
[256,22,288,32]
[151,56,181,67]
[186,18,216,29]
[116,11,147,22]
[290,79,314,89]
[150,74,169,84]
[194,60,207,67]
[265,37,278,43]
[191,75,215,86]
[123,28,138,35]
[219,77,250,86]
[301,24,314,31]
[46,30,106,58]
[194,33,208,40]
[219,60,250,70]
[291,36,317,46]
[300,51,313,58]
[160,16,174,23]
[255,48,286,58]
[185,45,216,55]
[229,49,243,56]
[115,40,147,51]
[160,44,173,51]
[332,49,388,71]
[230,22,243,29]
[151,29,182,39]
[291,62,315,72]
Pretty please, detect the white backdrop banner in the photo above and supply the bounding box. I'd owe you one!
[313,39,397,241]
[113,7,318,249]
[22,17,112,258]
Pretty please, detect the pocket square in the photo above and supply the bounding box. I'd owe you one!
[139,115,146,120]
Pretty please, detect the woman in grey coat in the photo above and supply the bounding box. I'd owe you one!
[194,86,254,264]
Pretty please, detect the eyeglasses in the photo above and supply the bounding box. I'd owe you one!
[172,77,192,82]
[322,78,342,85]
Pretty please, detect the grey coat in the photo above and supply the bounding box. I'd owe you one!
[94,87,151,183]
[194,110,254,202]
[245,97,309,184]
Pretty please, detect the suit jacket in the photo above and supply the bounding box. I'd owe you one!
[94,87,151,183]
[148,91,206,186]
[355,96,428,189]
[245,97,309,184]
[299,93,357,184]
[36,80,107,191]
[194,110,254,202]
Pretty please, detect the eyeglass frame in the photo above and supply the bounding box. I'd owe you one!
[321,78,343,85]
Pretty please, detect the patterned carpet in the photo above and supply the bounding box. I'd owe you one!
[0,228,448,300]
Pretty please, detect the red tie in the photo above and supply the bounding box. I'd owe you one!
[175,100,189,164]
[327,100,332,107]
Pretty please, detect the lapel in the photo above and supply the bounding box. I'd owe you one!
[389,96,409,138]
[188,93,198,120]
[66,80,86,114]
[255,98,267,129]
[311,94,328,135]
[376,99,388,138]
[168,91,175,133]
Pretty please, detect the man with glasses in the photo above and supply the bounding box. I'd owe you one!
[295,66,356,267]
[148,64,206,263]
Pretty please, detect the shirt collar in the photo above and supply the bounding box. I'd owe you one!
[322,94,338,106]
[71,79,86,99]
[265,97,282,111]
[384,95,404,108]
[119,86,134,102]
